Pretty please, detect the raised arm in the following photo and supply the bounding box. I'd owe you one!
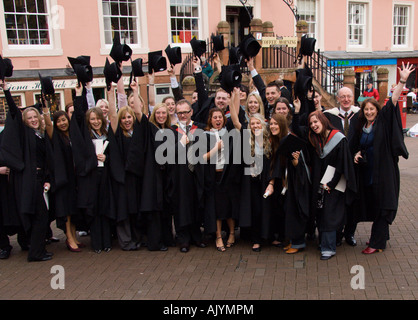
[107,84,118,134]
[85,81,96,109]
[40,93,54,139]
[1,80,19,118]
[130,81,143,121]
[229,87,242,131]
[168,64,184,102]
[392,62,415,105]
[147,72,156,113]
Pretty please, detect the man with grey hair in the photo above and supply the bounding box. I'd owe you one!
[323,86,359,247]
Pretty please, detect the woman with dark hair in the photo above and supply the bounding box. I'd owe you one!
[273,97,293,126]
[84,104,114,253]
[0,80,53,261]
[270,109,311,254]
[202,107,240,252]
[352,63,413,254]
[304,110,356,260]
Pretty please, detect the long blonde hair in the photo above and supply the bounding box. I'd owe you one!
[22,107,45,134]
[245,92,265,117]
[249,113,271,158]
[117,106,136,137]
[149,103,171,128]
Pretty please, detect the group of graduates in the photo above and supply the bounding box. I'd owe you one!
[0,33,412,262]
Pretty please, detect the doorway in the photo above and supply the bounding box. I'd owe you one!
[226,5,253,47]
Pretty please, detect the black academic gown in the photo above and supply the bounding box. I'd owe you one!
[309,130,356,232]
[279,147,311,241]
[107,114,148,222]
[239,133,280,241]
[351,98,408,224]
[0,131,20,235]
[202,121,243,234]
[0,90,53,232]
[167,121,205,230]
[71,94,115,223]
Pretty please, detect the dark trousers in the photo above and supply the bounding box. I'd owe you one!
[250,177,262,245]
[0,225,12,252]
[174,218,202,247]
[369,215,390,250]
[27,177,49,260]
[139,211,164,251]
[90,215,112,251]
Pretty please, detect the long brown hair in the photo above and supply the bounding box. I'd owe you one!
[269,113,289,174]
[357,97,381,132]
[205,107,226,131]
[307,110,334,154]
[86,107,108,137]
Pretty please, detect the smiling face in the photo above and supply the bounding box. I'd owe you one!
[56,114,70,133]
[337,87,354,112]
[120,110,134,132]
[309,115,323,135]
[363,101,378,124]
[155,106,168,126]
[274,102,289,116]
[250,117,263,136]
[210,111,224,130]
[176,102,192,126]
[313,91,322,109]
[247,95,260,114]
[269,117,280,136]
[89,111,103,133]
[165,97,176,115]
[97,100,109,118]
[214,91,229,111]
[266,86,280,105]
[24,110,40,130]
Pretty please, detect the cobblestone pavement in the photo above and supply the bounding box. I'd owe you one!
[0,114,417,304]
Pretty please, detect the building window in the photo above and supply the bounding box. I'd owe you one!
[102,0,139,45]
[170,0,200,44]
[3,0,50,46]
[0,95,23,125]
[298,0,317,38]
[393,5,409,46]
[348,2,366,46]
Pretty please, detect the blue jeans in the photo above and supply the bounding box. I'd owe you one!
[320,231,336,256]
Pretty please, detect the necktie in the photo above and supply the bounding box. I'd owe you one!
[186,125,194,172]
[344,112,349,136]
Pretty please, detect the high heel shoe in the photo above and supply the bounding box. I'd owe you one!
[216,237,226,252]
[66,240,81,252]
[226,232,235,248]
[362,247,383,254]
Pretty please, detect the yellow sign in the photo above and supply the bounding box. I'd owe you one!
[262,37,298,48]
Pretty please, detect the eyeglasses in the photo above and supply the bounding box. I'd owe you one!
[177,110,191,116]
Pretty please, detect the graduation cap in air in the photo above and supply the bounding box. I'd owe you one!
[110,32,133,63]
[129,58,144,85]
[38,73,55,95]
[67,56,93,84]
[165,45,182,66]
[103,58,122,91]
[148,50,167,74]
[299,35,316,57]
[218,64,242,94]
[228,46,241,65]
[238,34,261,59]
[211,34,225,52]
[293,64,314,100]
[189,37,206,58]
[0,55,13,80]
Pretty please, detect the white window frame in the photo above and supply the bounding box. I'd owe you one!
[0,0,63,57]
[98,0,149,55]
[297,0,318,39]
[391,1,414,51]
[347,0,372,52]
[167,0,209,52]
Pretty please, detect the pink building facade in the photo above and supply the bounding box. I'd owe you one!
[1,0,417,125]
